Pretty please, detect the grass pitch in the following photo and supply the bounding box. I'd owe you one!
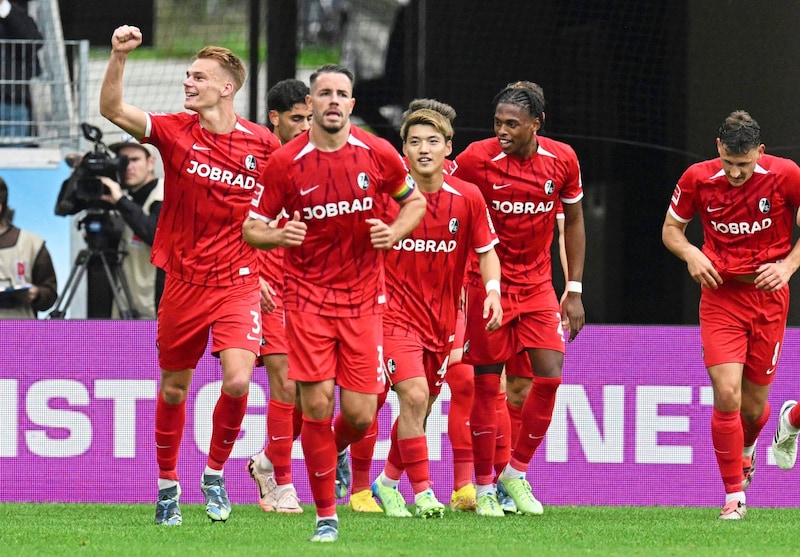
[4,503,798,556]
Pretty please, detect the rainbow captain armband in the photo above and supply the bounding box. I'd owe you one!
[392,174,416,201]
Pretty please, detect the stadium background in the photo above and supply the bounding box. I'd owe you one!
[4,0,800,506]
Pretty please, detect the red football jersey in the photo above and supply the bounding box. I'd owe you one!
[250,126,411,317]
[668,154,800,278]
[453,135,583,291]
[143,112,280,286]
[383,175,498,349]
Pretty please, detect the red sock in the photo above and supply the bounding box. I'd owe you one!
[333,412,369,453]
[789,403,800,428]
[155,391,185,481]
[452,455,473,491]
[506,400,523,447]
[711,408,744,493]
[510,376,561,469]
[446,361,473,452]
[471,373,501,485]
[446,361,474,490]
[384,420,404,480]
[350,414,379,493]
[742,402,770,448]
[349,389,387,492]
[266,399,295,485]
[399,436,430,494]
[300,416,336,516]
[207,389,247,470]
[494,392,511,479]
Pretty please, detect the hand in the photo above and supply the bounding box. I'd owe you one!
[366,218,397,250]
[685,246,722,289]
[280,211,307,247]
[111,25,143,54]
[483,290,503,331]
[259,277,277,312]
[561,292,585,342]
[754,261,792,292]
[98,176,124,204]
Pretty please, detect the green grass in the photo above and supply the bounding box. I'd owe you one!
[4,503,799,556]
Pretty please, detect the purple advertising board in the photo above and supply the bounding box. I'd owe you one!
[2,321,800,507]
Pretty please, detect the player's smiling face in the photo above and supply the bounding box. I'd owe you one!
[494,103,540,159]
[183,58,230,111]
[716,139,764,187]
[403,123,452,180]
[309,71,355,133]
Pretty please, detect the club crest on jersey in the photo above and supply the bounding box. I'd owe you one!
[386,358,397,374]
[357,172,370,190]
[245,154,257,171]
[544,179,555,196]
[449,218,460,234]
[758,198,771,214]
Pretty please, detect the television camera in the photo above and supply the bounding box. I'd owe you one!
[48,123,138,319]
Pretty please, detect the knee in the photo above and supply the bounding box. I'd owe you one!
[400,385,429,414]
[222,374,250,398]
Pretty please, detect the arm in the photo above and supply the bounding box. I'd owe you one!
[243,211,307,250]
[99,25,148,139]
[367,187,427,250]
[477,248,503,331]
[661,211,722,289]
[561,201,586,341]
[99,177,160,245]
[752,211,800,291]
[28,243,57,312]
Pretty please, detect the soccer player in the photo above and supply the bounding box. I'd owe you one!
[100,25,280,526]
[663,110,800,520]
[368,108,502,519]
[452,81,586,516]
[247,79,312,514]
[243,64,427,542]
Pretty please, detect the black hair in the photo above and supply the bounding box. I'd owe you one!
[0,176,12,224]
[492,81,546,122]
[267,79,310,113]
[309,64,355,89]
[718,110,761,154]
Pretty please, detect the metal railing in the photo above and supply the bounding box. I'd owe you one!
[0,38,88,150]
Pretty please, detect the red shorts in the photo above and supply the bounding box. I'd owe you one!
[260,294,287,358]
[504,349,533,378]
[285,311,386,394]
[157,276,261,371]
[700,281,788,386]
[384,333,450,397]
[463,280,564,366]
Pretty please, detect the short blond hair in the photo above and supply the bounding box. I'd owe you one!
[400,108,454,143]
[195,46,246,92]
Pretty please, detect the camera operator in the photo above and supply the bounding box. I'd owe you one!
[98,138,164,319]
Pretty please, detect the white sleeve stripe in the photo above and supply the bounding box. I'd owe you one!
[248,210,272,223]
[474,238,500,254]
[667,206,690,223]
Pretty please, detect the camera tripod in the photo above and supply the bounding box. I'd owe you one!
[49,247,139,319]
[49,215,139,319]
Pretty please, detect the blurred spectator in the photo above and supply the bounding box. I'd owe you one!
[0,0,43,137]
[0,176,57,318]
